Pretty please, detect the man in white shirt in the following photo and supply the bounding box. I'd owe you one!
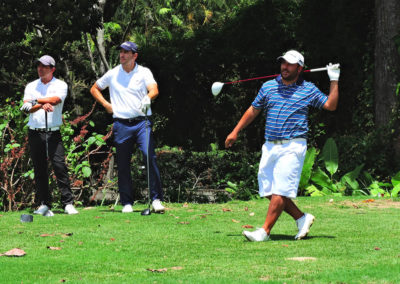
[90,41,165,213]
[21,55,78,216]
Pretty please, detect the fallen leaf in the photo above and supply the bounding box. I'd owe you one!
[0,248,26,257]
[222,208,232,212]
[200,215,207,219]
[47,246,62,250]
[60,240,65,243]
[110,238,115,241]
[83,207,94,210]
[60,279,66,283]
[231,219,240,223]
[18,232,23,234]
[259,276,270,281]
[170,266,183,270]
[62,233,73,237]
[374,247,381,250]
[363,199,375,203]
[242,225,254,228]
[249,212,255,216]
[147,268,168,273]
[78,242,83,245]
[352,204,359,209]
[187,209,194,212]
[287,257,317,261]
[244,207,248,211]
[183,203,189,208]
[0,215,3,217]
[40,234,54,237]
[125,220,131,223]
[282,244,289,247]
[178,222,189,225]
[94,216,103,219]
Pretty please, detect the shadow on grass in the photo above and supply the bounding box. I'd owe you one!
[271,234,336,241]
[225,233,336,241]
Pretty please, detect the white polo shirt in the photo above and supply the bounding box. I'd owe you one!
[23,77,68,128]
[96,64,157,119]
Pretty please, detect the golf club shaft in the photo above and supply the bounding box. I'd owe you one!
[45,111,49,160]
[224,65,334,85]
[145,115,151,209]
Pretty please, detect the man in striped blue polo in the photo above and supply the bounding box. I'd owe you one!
[225,50,340,241]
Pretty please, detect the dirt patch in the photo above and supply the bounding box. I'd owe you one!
[337,199,400,209]
[287,257,317,261]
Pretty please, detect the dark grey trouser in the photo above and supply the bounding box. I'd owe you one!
[28,129,73,208]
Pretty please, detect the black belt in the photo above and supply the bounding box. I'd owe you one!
[113,116,146,123]
[29,127,60,132]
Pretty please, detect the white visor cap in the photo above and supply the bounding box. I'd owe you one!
[277,50,304,66]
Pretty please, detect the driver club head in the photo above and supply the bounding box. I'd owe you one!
[211,82,224,96]
[141,208,151,216]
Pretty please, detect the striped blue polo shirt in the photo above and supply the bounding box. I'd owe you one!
[252,75,328,141]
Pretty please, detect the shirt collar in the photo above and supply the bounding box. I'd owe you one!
[275,75,304,86]
[120,63,138,74]
[39,77,55,86]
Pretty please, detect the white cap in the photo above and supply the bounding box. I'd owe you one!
[37,55,56,67]
[277,50,304,66]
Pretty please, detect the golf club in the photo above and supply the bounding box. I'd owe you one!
[141,115,152,216]
[45,110,49,160]
[211,64,340,96]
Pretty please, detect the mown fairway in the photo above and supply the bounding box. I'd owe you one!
[1,197,399,283]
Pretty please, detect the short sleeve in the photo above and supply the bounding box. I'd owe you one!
[57,81,68,101]
[251,85,268,109]
[308,85,328,109]
[96,70,113,90]
[23,83,34,101]
[142,67,157,86]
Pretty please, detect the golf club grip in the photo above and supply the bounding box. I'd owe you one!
[307,64,340,73]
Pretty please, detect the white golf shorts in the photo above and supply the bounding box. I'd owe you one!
[258,139,307,198]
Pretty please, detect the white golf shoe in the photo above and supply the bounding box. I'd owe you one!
[122,204,133,213]
[65,204,79,215]
[295,213,315,240]
[243,228,270,242]
[34,205,50,215]
[152,199,165,213]
[44,210,54,217]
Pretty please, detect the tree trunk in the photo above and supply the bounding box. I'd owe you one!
[93,0,110,74]
[374,0,400,126]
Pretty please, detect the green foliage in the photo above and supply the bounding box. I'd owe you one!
[322,138,338,177]
[301,138,365,197]
[362,171,400,197]
[149,145,260,202]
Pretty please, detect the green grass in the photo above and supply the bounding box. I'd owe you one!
[1,197,400,283]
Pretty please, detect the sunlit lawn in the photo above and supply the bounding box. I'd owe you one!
[1,196,399,283]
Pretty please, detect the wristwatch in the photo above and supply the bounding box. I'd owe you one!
[31,99,38,106]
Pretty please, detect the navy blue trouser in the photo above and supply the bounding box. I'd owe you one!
[113,118,163,205]
[28,129,74,208]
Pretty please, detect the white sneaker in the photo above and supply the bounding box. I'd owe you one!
[44,210,54,217]
[122,204,133,213]
[295,213,315,240]
[152,199,165,213]
[65,204,79,215]
[34,205,50,216]
[243,228,269,242]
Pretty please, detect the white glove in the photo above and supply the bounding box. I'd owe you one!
[140,96,151,114]
[20,102,33,112]
[327,63,340,81]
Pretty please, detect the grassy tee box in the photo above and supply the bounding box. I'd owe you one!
[0,197,399,283]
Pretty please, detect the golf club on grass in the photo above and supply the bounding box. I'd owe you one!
[211,64,340,96]
[141,115,152,216]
